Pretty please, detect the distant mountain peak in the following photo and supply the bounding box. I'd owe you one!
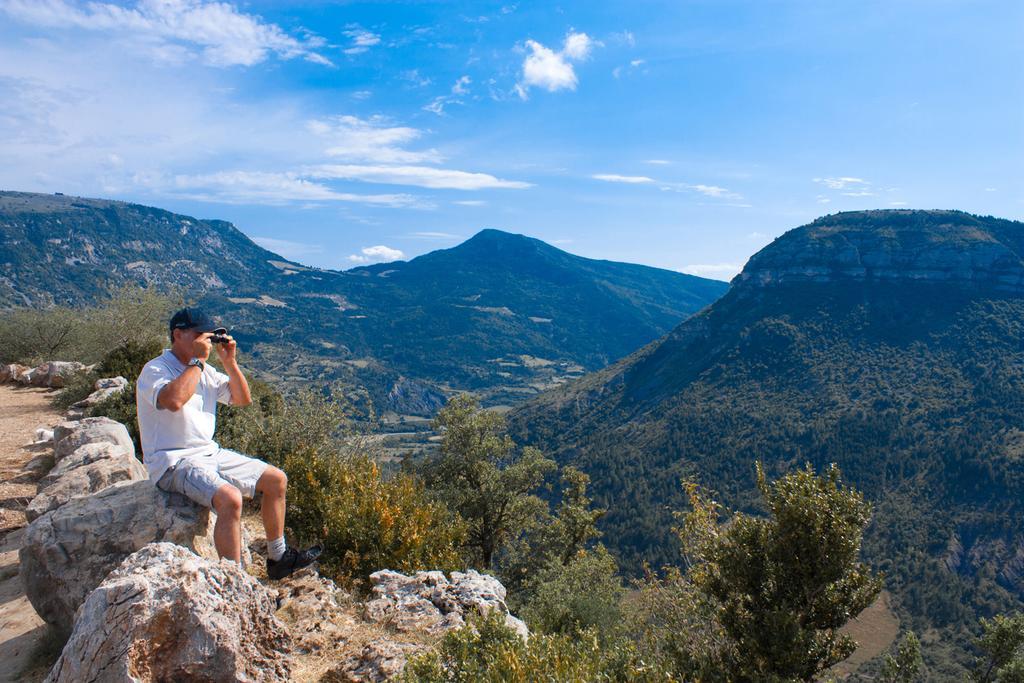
[734,209,1024,292]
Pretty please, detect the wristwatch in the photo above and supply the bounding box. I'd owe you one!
[187,358,205,371]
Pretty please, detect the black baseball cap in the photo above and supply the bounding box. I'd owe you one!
[169,308,225,336]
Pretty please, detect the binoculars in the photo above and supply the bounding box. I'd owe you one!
[209,328,230,344]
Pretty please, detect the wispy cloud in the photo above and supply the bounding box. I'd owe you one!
[613,57,646,79]
[516,31,594,98]
[645,159,671,165]
[407,231,461,239]
[680,263,742,280]
[343,25,380,55]
[814,176,878,198]
[308,115,442,164]
[424,75,472,116]
[592,171,745,203]
[307,164,532,190]
[453,200,486,206]
[347,245,404,263]
[814,176,868,190]
[168,171,421,206]
[592,173,655,184]
[0,0,332,67]
[252,236,323,260]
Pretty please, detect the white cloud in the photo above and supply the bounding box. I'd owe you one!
[984,187,998,192]
[562,32,593,60]
[661,181,745,202]
[452,75,471,95]
[168,171,421,206]
[517,31,594,97]
[813,176,868,190]
[307,164,532,190]
[347,245,404,263]
[630,58,645,67]
[645,159,671,165]
[592,173,655,184]
[408,231,461,238]
[689,184,733,198]
[0,0,332,67]
[592,172,745,202]
[351,90,372,100]
[680,263,742,280]
[453,200,486,206]
[841,190,875,197]
[0,30,528,209]
[423,75,472,116]
[400,69,432,87]
[308,115,442,164]
[252,236,323,260]
[343,25,380,55]
[889,201,908,206]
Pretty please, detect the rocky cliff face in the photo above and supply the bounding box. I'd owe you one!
[734,210,1024,292]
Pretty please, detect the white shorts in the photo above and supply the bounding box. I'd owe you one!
[155,448,269,508]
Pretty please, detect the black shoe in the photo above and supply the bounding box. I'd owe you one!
[267,544,323,580]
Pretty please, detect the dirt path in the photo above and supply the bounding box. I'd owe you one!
[0,385,63,682]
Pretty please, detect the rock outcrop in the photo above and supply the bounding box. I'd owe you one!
[0,361,89,388]
[734,210,1024,293]
[365,568,529,639]
[52,416,134,462]
[66,376,129,419]
[20,479,213,632]
[45,543,291,683]
[25,441,147,522]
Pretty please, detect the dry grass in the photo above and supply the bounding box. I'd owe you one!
[830,589,901,678]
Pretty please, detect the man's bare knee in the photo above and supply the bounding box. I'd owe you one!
[257,466,287,498]
[212,484,243,517]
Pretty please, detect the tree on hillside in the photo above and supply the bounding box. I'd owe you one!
[634,463,883,682]
[882,632,924,683]
[972,612,1024,683]
[421,395,556,568]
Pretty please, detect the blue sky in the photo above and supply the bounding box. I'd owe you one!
[1,0,1020,280]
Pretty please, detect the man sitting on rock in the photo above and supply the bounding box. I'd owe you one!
[136,307,320,579]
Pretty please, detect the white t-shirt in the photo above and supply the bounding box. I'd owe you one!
[136,349,233,481]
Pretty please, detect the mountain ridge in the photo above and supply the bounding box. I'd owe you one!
[509,208,1024,675]
[0,190,728,414]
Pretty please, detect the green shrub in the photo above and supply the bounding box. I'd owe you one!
[282,446,465,585]
[0,284,179,366]
[52,369,101,410]
[94,338,164,380]
[216,385,339,468]
[403,611,671,682]
[519,545,625,640]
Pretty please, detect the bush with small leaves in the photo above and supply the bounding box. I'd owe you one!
[403,610,672,683]
[283,446,465,585]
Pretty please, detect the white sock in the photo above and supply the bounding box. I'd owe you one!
[267,536,286,562]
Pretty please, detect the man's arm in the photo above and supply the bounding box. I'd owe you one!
[217,335,252,407]
[157,334,212,411]
[157,364,203,411]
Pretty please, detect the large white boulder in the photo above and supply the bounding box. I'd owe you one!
[31,361,87,388]
[45,543,291,683]
[20,479,214,632]
[25,441,148,522]
[52,417,134,463]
